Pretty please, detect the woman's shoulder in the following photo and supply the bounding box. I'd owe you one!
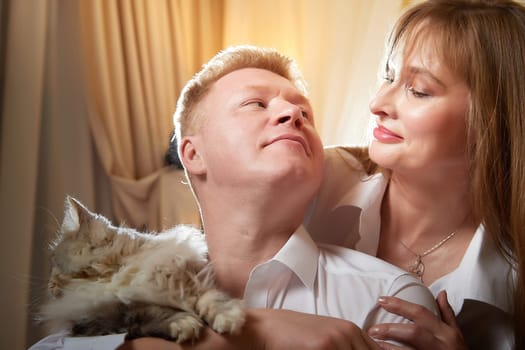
[323,145,379,175]
[305,146,387,248]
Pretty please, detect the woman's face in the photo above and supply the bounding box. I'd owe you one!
[369,43,470,178]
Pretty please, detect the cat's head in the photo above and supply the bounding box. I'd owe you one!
[51,196,117,275]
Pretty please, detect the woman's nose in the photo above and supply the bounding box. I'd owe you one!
[369,83,396,119]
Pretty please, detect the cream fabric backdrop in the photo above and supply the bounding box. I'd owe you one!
[77,0,215,231]
[0,0,405,348]
[0,2,114,348]
[223,0,402,146]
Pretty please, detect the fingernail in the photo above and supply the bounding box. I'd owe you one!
[378,296,388,304]
[368,326,380,336]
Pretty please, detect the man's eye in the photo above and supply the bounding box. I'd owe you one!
[301,110,309,119]
[244,100,266,108]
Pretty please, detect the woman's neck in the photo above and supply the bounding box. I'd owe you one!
[377,172,478,286]
[385,173,472,242]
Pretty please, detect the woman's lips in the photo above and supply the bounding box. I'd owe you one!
[373,124,403,143]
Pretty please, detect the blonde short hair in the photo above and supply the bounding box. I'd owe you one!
[173,45,307,148]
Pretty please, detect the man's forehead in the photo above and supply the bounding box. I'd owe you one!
[212,68,307,101]
[214,68,289,88]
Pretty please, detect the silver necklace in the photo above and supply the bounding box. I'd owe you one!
[399,229,458,281]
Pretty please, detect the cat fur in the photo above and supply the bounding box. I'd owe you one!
[39,196,245,343]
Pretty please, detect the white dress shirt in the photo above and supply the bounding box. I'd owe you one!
[28,224,437,350]
[244,226,436,326]
[306,146,517,350]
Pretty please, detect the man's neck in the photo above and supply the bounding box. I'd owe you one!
[199,196,305,298]
[207,229,291,299]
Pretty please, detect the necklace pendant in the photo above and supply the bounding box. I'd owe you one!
[408,255,425,280]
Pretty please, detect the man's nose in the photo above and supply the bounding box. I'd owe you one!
[276,103,303,128]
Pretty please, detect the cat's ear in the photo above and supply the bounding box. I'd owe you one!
[180,136,206,175]
[62,196,94,232]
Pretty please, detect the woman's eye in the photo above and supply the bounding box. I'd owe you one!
[383,68,395,83]
[384,74,395,83]
[383,63,395,83]
[407,86,429,98]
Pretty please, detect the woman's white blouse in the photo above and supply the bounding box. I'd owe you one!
[305,146,516,350]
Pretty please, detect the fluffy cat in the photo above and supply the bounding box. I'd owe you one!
[39,196,245,343]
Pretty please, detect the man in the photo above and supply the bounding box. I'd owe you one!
[30,45,436,350]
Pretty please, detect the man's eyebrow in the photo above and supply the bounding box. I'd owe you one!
[243,84,270,93]
[243,84,310,105]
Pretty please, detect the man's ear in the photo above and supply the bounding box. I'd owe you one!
[180,136,206,175]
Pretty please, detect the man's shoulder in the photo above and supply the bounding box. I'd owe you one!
[317,243,410,280]
[315,243,435,313]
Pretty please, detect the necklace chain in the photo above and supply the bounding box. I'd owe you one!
[399,229,459,282]
[400,229,458,258]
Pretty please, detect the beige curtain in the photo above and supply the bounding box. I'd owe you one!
[0,1,115,347]
[78,0,218,231]
[0,2,49,349]
[0,1,406,348]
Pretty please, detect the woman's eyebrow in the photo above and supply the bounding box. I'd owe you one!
[406,66,445,88]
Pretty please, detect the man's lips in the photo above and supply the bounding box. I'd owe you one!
[373,124,403,143]
[266,134,310,155]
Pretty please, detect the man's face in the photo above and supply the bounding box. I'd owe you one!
[191,68,324,199]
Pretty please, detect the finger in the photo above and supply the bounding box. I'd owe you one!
[329,321,382,350]
[377,296,441,331]
[358,331,384,350]
[436,290,459,328]
[375,340,413,350]
[368,322,436,349]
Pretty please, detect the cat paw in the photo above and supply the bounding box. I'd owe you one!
[209,300,245,335]
[48,270,68,298]
[197,290,246,335]
[168,312,204,343]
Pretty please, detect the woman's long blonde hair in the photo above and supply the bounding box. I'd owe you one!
[376,1,525,346]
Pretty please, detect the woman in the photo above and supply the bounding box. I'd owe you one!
[308,1,523,349]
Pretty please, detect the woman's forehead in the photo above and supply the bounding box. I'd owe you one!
[391,19,468,77]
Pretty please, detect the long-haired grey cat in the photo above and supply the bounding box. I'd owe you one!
[39,196,245,342]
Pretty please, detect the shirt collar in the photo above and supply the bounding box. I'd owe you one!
[431,226,517,314]
[272,225,319,290]
[355,173,516,313]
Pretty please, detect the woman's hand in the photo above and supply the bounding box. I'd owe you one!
[118,308,382,350]
[367,291,468,350]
